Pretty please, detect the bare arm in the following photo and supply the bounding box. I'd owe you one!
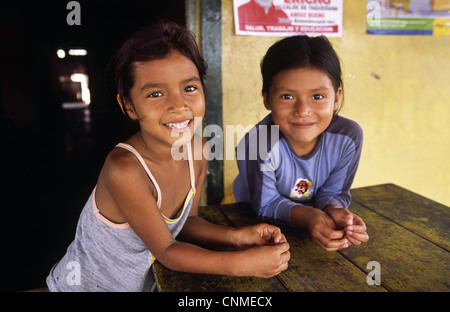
[101,148,289,278]
[179,140,286,250]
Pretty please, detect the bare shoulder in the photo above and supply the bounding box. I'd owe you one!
[99,146,149,191]
[94,146,155,224]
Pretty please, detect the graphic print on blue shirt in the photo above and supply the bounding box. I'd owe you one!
[290,178,313,199]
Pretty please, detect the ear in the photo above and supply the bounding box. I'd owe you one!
[333,87,342,112]
[263,92,271,111]
[116,94,137,120]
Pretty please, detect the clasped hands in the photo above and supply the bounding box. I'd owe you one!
[307,205,370,252]
[232,205,369,254]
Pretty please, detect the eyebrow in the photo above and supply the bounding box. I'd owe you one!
[139,76,201,92]
[310,86,332,92]
[273,86,332,93]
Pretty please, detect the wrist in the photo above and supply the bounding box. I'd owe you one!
[323,205,344,216]
[290,205,317,228]
[227,249,248,276]
[229,227,242,249]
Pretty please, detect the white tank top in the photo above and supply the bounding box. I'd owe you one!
[46,142,196,291]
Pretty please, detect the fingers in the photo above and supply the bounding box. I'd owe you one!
[346,232,369,246]
[346,227,369,245]
[276,248,290,275]
[274,231,287,244]
[337,209,354,228]
[273,242,290,266]
[268,226,284,244]
[324,225,346,240]
[344,214,369,245]
[345,224,367,237]
[271,242,291,277]
[257,224,287,245]
[311,225,347,252]
[252,242,291,278]
[351,214,367,231]
[309,214,349,252]
[313,233,349,252]
[277,241,290,253]
[324,208,369,249]
[314,222,368,251]
[325,206,352,228]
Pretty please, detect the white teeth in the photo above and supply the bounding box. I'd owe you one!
[165,120,190,129]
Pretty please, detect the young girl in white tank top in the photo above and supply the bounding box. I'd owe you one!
[47,20,290,292]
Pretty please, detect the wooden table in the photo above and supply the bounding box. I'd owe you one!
[152,184,450,292]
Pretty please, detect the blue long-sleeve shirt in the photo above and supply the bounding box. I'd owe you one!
[233,113,363,225]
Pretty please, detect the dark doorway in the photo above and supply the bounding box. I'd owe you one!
[0,0,186,291]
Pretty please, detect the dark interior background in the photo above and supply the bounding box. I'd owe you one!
[0,0,186,291]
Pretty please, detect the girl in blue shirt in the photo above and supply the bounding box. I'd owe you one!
[234,35,369,252]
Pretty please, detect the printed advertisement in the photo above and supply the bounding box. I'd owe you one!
[367,0,450,35]
[233,0,343,37]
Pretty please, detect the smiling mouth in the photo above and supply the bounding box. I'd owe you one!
[163,119,192,132]
[291,122,314,129]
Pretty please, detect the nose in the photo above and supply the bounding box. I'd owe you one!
[293,99,311,118]
[168,91,188,112]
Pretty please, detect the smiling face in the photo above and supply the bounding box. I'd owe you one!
[264,66,341,156]
[120,50,205,149]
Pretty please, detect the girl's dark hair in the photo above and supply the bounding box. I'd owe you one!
[261,35,343,112]
[106,20,207,119]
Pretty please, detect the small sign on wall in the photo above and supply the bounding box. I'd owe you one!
[367,0,450,36]
[233,0,343,37]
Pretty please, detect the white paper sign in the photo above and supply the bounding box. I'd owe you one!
[234,0,343,37]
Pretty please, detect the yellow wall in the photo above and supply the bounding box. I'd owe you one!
[221,0,450,206]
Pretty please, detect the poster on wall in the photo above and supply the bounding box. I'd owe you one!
[367,0,450,35]
[233,0,343,37]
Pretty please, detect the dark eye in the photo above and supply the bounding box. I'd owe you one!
[312,94,324,100]
[185,86,197,92]
[148,91,163,98]
[281,94,293,100]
